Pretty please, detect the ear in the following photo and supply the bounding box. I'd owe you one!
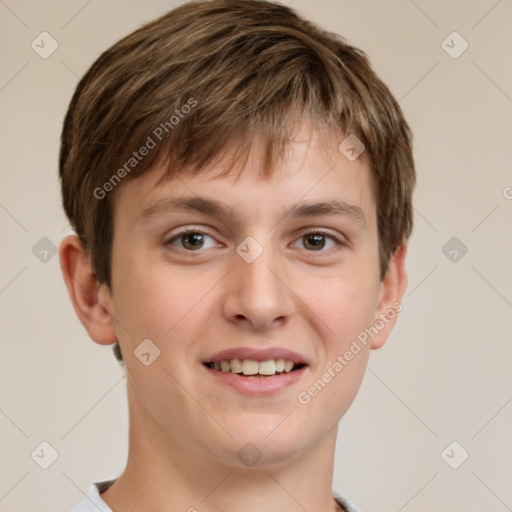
[59,235,117,346]
[370,241,408,350]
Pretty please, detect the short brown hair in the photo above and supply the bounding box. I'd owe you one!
[60,0,415,298]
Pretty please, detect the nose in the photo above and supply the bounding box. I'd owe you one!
[222,239,295,332]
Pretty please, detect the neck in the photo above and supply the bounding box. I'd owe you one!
[101,380,342,512]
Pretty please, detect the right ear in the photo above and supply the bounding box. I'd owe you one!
[59,235,117,346]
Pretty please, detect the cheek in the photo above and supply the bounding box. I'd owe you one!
[304,268,380,346]
[293,276,376,434]
[293,268,377,412]
[112,258,220,354]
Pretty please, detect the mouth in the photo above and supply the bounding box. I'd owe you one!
[201,347,310,395]
[203,358,307,376]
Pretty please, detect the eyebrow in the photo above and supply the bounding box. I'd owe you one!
[137,196,366,227]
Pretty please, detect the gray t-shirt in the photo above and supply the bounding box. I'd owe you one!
[70,479,360,512]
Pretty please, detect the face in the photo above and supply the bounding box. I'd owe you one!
[102,122,403,468]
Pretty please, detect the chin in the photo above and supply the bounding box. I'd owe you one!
[208,414,311,468]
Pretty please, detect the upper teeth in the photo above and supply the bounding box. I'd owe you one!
[213,358,295,375]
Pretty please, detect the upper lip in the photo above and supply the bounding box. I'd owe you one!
[203,347,308,365]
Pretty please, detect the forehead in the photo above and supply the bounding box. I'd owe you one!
[113,122,375,227]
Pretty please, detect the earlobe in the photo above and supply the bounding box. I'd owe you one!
[370,242,408,350]
[59,235,117,346]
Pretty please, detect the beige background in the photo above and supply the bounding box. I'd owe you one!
[1,0,511,511]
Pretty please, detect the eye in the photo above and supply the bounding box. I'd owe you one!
[165,228,344,253]
[166,229,218,251]
[293,230,344,252]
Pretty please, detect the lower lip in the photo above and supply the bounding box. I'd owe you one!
[203,365,308,396]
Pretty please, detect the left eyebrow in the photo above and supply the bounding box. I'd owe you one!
[136,195,366,228]
[286,200,366,228]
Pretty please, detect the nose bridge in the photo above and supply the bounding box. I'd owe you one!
[226,235,293,328]
[239,239,278,294]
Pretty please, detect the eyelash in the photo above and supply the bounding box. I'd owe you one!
[165,228,345,254]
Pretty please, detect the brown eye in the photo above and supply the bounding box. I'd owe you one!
[166,230,217,251]
[181,232,205,250]
[303,233,327,250]
[296,231,341,252]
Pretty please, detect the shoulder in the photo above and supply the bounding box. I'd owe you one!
[70,479,116,512]
[333,490,361,512]
[71,481,360,512]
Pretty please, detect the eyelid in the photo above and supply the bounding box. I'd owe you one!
[165,226,221,249]
[291,228,347,252]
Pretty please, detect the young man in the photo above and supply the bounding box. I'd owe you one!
[59,1,415,510]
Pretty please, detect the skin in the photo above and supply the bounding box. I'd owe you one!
[60,121,408,512]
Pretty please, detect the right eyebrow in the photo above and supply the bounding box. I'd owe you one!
[137,196,236,222]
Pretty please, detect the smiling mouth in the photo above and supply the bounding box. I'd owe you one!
[203,358,307,377]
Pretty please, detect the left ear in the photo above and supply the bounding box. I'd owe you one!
[370,241,408,350]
